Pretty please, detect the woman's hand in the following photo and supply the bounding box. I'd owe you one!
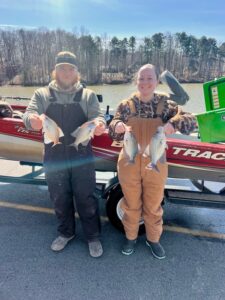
[164,122,176,135]
[29,114,43,130]
[115,121,126,134]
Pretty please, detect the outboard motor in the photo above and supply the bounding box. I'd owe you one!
[160,70,189,105]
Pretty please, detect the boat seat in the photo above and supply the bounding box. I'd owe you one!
[0,100,13,118]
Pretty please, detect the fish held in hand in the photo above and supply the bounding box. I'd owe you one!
[143,126,168,172]
[70,121,96,150]
[123,130,139,164]
[40,114,64,146]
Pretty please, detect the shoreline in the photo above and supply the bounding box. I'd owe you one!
[1,80,205,88]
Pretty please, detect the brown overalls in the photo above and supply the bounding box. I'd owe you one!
[118,97,168,242]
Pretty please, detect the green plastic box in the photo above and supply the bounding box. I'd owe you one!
[197,108,225,143]
[203,77,225,111]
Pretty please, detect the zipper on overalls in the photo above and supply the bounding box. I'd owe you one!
[61,97,68,159]
[137,98,142,170]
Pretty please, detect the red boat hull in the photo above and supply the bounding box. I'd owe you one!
[0,105,225,182]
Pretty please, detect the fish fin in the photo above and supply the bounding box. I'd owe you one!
[151,164,160,173]
[159,153,167,164]
[129,157,136,164]
[142,145,149,157]
[81,139,90,147]
[145,162,152,170]
[58,127,64,137]
[68,141,79,150]
[52,142,62,148]
[43,133,53,144]
[124,160,135,166]
[145,163,160,173]
[71,127,80,137]
[138,144,142,154]
[123,147,128,158]
[145,163,152,171]
[153,164,160,173]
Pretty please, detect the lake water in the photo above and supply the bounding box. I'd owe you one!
[0,83,205,114]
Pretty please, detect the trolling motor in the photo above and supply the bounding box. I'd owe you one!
[105,105,114,125]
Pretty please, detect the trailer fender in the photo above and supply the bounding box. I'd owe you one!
[104,179,146,235]
[102,176,119,199]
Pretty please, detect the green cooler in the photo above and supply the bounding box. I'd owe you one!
[197,108,225,143]
[196,77,225,143]
[203,77,225,111]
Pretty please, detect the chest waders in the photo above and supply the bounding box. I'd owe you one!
[44,88,100,241]
[118,98,168,242]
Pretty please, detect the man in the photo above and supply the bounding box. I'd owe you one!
[23,51,106,257]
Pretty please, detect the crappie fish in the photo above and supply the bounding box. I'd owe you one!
[40,114,64,146]
[70,121,96,150]
[143,126,168,172]
[123,130,139,164]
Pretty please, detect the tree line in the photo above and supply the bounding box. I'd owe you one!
[0,28,225,85]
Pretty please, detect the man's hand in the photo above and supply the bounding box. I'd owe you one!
[29,114,43,130]
[94,121,106,136]
[164,122,176,135]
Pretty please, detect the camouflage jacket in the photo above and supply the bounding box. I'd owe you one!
[109,93,197,141]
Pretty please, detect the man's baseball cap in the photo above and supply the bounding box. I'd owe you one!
[55,51,77,67]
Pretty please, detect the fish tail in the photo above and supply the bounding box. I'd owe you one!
[124,160,135,166]
[52,141,62,147]
[145,163,160,173]
[152,164,160,173]
[145,163,153,170]
[69,143,78,150]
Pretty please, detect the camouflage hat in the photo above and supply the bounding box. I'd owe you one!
[55,51,77,67]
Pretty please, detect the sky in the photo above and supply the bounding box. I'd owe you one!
[0,0,225,43]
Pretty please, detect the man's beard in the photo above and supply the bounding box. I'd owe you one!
[56,77,78,91]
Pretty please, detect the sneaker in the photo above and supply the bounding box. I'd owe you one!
[146,240,166,259]
[121,238,137,255]
[51,235,75,252]
[88,240,103,258]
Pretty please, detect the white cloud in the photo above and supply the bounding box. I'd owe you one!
[0,24,37,30]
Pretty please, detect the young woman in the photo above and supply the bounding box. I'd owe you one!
[109,64,197,259]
